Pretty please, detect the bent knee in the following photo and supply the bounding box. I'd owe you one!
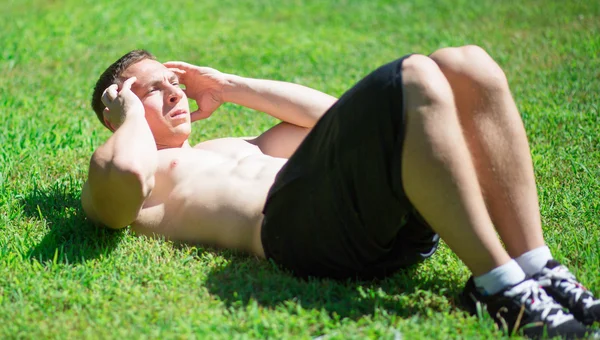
[430,45,508,91]
[401,54,454,107]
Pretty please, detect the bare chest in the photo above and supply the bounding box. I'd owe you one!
[131,139,286,255]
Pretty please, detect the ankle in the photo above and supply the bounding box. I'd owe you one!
[474,260,526,295]
[515,245,553,276]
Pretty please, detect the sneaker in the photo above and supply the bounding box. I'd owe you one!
[533,259,600,326]
[461,277,597,339]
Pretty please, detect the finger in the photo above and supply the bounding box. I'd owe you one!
[168,68,186,83]
[190,109,212,122]
[101,84,118,106]
[168,68,186,76]
[120,76,137,92]
[163,61,190,69]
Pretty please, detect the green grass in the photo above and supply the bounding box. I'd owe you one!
[1,0,599,338]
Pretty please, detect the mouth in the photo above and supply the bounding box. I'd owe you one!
[168,109,188,119]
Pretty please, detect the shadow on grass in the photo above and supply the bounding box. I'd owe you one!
[205,251,463,320]
[21,180,124,264]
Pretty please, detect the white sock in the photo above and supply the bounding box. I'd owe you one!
[474,260,526,295]
[515,245,553,276]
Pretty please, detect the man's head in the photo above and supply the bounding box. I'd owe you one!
[92,50,192,148]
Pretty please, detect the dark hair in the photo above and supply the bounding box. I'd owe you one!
[91,49,156,128]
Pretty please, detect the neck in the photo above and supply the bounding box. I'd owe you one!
[156,139,191,150]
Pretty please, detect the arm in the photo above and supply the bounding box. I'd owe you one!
[226,76,338,157]
[221,75,337,128]
[81,78,158,229]
[164,61,337,126]
[164,61,337,157]
[222,75,339,158]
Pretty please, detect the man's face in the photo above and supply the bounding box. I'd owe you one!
[122,59,191,148]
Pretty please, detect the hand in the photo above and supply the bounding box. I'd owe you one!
[101,77,145,129]
[163,61,228,122]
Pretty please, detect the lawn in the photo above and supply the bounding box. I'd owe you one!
[0,0,598,338]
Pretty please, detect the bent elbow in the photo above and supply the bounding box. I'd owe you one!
[102,217,133,230]
[89,197,140,231]
[91,153,155,197]
[85,158,154,231]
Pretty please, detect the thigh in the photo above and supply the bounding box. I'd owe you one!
[272,56,412,239]
[262,56,423,279]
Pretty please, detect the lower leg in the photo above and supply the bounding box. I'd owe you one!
[399,55,511,276]
[430,45,546,259]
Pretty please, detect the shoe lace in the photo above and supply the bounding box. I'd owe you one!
[541,266,600,308]
[505,280,574,327]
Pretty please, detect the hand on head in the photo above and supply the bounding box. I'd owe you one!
[101,77,145,130]
[163,61,228,122]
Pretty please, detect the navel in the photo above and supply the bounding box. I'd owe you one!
[169,159,179,169]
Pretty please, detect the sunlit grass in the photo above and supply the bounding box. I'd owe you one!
[0,0,598,338]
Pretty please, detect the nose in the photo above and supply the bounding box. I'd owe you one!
[167,85,183,104]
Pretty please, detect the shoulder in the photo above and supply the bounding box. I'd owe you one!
[250,122,310,159]
[194,137,257,148]
[193,137,264,159]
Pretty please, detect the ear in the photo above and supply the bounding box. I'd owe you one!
[103,108,116,132]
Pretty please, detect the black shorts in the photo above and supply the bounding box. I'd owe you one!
[261,55,440,280]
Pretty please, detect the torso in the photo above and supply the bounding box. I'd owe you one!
[131,138,287,257]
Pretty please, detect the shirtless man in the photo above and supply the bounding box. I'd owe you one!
[82,48,599,338]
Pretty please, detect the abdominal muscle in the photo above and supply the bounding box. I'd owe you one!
[131,139,287,257]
